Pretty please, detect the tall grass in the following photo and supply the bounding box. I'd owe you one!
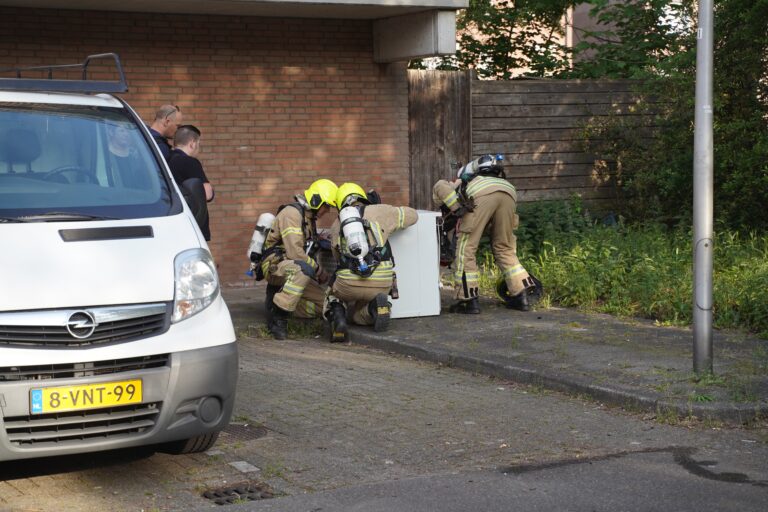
[478,201,768,338]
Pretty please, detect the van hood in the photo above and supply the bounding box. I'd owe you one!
[0,216,202,311]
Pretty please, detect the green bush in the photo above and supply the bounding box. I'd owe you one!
[479,201,768,337]
[515,197,595,254]
[572,0,768,232]
[523,224,693,321]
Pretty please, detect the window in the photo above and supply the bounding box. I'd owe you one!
[0,104,175,219]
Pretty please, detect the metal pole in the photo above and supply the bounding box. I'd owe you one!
[693,0,714,375]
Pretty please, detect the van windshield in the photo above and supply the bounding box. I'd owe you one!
[0,103,175,220]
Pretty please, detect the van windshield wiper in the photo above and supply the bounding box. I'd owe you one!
[19,212,119,222]
[0,216,30,223]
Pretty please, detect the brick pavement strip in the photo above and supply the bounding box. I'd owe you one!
[4,479,40,496]
[0,481,22,502]
[0,335,766,511]
[0,449,247,511]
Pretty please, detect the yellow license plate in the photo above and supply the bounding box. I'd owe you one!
[30,379,142,414]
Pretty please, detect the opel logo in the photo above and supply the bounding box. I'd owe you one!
[66,311,97,339]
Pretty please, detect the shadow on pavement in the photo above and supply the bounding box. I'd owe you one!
[223,284,768,425]
[0,445,156,480]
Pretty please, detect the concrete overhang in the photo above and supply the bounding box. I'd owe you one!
[373,10,456,62]
[0,0,466,19]
[0,0,467,62]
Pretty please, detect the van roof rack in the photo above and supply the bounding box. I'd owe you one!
[0,53,128,94]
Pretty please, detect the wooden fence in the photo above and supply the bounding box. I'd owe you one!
[408,70,471,210]
[409,71,642,209]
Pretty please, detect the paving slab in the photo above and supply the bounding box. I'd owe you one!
[2,325,766,511]
[224,283,768,425]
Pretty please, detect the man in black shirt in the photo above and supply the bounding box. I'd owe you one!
[168,125,215,240]
[148,105,182,161]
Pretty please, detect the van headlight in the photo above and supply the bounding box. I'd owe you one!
[172,248,219,323]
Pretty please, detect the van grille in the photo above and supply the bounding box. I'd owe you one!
[3,402,161,447]
[0,354,170,381]
[0,303,169,347]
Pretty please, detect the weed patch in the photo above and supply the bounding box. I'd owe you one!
[476,208,768,338]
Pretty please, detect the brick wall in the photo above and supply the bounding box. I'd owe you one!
[0,7,411,287]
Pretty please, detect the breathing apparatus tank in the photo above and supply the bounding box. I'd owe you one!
[246,213,275,277]
[339,206,370,274]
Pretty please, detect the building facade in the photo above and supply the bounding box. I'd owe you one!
[0,1,464,286]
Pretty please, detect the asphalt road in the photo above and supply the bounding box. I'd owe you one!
[1,336,766,511]
[229,449,768,512]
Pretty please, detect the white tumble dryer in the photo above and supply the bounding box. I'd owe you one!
[388,210,442,319]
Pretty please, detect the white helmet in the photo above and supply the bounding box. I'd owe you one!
[457,154,505,180]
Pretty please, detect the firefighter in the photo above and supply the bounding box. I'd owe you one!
[324,183,418,341]
[433,154,537,314]
[260,178,338,339]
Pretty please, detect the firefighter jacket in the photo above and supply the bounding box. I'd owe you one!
[433,175,517,213]
[330,204,418,287]
[261,203,318,274]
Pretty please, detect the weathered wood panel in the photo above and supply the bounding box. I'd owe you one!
[508,163,612,177]
[475,142,599,155]
[474,150,601,165]
[471,79,647,204]
[473,79,638,94]
[408,70,471,210]
[518,187,620,202]
[473,102,641,117]
[473,128,655,143]
[408,73,649,206]
[472,93,641,107]
[511,172,619,189]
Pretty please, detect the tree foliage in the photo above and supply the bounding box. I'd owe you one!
[567,0,694,78]
[573,0,768,230]
[411,0,574,78]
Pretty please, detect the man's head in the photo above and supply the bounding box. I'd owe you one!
[173,125,202,156]
[151,104,183,138]
[107,123,131,146]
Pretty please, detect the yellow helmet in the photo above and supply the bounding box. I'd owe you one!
[336,182,368,209]
[304,179,338,210]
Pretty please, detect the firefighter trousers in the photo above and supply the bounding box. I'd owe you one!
[266,259,324,318]
[329,275,392,326]
[453,190,531,301]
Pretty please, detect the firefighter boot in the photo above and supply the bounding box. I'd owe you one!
[270,306,290,340]
[327,302,348,343]
[449,297,481,314]
[265,284,281,331]
[505,289,530,312]
[368,293,391,332]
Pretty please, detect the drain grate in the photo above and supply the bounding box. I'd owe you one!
[220,423,269,443]
[202,481,274,505]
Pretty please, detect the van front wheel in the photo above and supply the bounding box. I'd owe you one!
[162,432,220,455]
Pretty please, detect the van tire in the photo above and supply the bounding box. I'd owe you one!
[162,432,220,455]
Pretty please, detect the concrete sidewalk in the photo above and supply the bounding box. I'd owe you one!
[223,284,768,425]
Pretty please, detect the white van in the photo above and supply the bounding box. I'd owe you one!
[0,54,237,461]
